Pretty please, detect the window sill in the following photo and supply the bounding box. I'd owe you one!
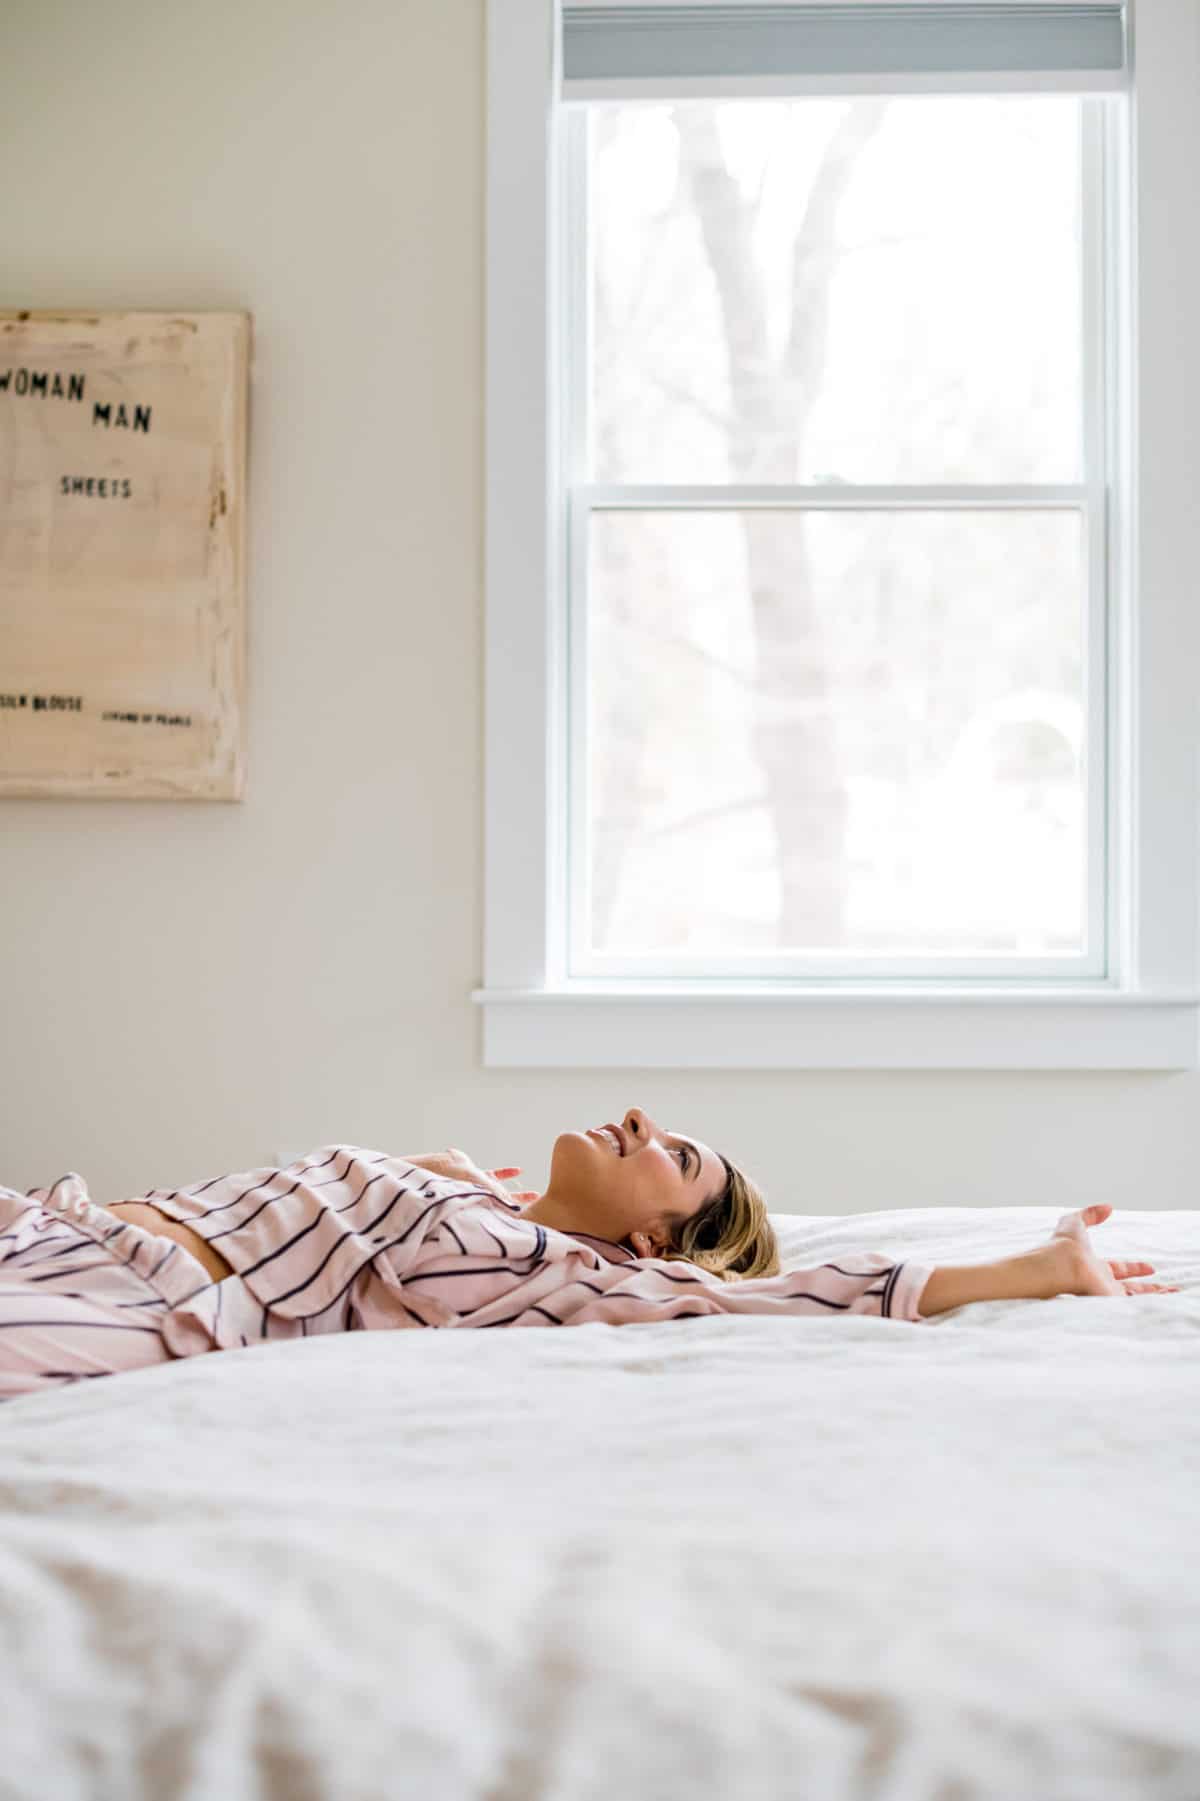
[471,986,1200,1070]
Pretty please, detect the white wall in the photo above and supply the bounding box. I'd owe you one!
[2,0,1196,1212]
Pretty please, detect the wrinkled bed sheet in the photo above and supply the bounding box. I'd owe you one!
[0,1205,1197,1801]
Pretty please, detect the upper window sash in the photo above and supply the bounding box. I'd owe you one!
[477,0,1200,1069]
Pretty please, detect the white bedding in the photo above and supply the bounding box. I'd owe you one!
[1,1205,1198,1801]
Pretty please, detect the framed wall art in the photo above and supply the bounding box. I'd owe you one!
[0,308,249,799]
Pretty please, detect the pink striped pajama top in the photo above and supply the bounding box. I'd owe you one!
[138,1145,937,1357]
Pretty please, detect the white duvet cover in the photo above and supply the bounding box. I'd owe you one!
[1,1205,1197,1801]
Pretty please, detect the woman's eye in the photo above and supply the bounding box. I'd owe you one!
[675,1145,689,1174]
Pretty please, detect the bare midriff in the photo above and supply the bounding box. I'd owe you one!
[105,1200,235,1285]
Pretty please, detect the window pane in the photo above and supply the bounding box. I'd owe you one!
[589,97,1082,485]
[584,509,1086,958]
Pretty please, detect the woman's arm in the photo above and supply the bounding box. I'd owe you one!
[917,1204,1178,1316]
[918,1245,1074,1315]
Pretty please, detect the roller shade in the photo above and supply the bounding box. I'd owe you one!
[561,3,1129,98]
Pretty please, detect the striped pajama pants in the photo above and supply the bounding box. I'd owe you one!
[0,1177,216,1402]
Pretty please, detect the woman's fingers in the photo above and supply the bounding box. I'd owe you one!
[488,1167,522,1180]
[1052,1202,1112,1243]
[1109,1257,1182,1291]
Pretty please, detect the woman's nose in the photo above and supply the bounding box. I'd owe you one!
[624,1107,660,1145]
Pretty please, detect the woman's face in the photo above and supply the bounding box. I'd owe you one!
[541,1106,726,1257]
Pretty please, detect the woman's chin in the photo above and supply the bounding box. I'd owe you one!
[548,1131,594,1183]
[558,1129,601,1157]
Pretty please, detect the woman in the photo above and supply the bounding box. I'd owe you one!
[0,1106,1177,1400]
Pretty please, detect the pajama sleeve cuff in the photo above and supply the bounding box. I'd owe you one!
[889,1260,938,1321]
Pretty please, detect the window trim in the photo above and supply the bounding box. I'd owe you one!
[477,0,1200,1069]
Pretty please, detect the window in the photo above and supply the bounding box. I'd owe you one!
[572,95,1097,978]
[477,0,1200,1069]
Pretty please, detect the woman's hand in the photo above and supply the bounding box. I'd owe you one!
[403,1148,539,1207]
[1049,1203,1179,1297]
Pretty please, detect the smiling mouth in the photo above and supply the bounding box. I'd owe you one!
[587,1124,625,1156]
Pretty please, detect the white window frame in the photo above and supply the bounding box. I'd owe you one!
[476,0,1200,1070]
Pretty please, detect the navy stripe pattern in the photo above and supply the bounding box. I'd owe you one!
[0,1176,216,1401]
[144,1146,935,1354]
[2,1149,936,1391]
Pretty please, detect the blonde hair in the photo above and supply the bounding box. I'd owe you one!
[660,1154,779,1283]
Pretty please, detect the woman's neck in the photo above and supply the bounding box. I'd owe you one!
[517,1189,573,1232]
[519,1189,630,1251]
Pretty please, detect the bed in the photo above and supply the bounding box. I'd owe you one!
[1,1203,1197,1801]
